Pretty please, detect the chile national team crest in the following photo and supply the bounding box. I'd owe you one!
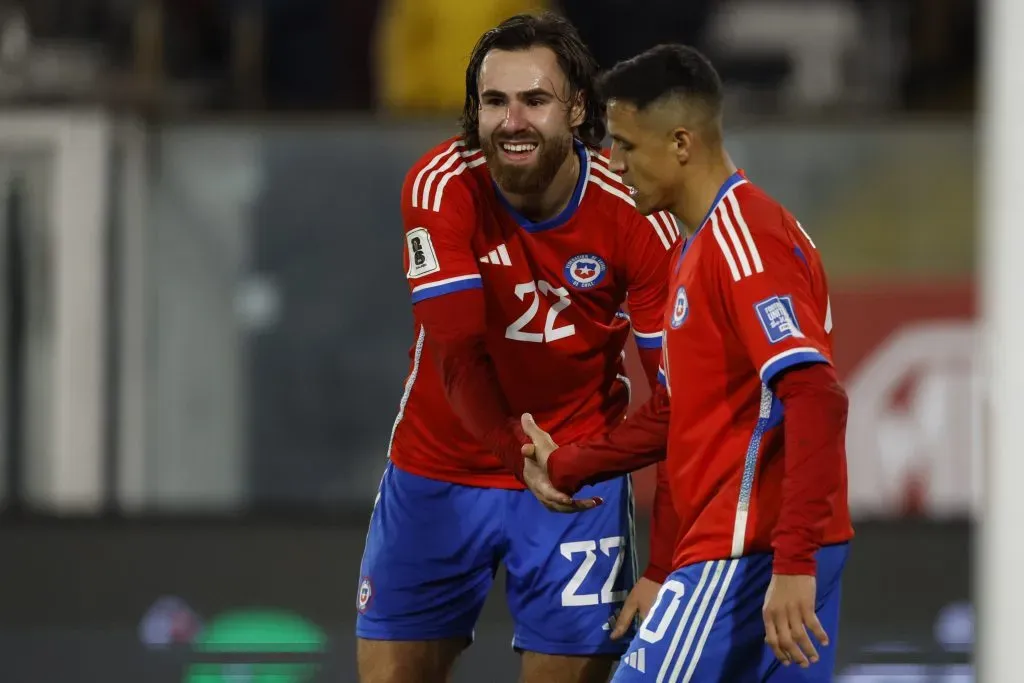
[564,254,607,289]
[357,576,373,613]
[670,286,689,328]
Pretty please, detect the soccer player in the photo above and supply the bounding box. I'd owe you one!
[355,14,683,683]
[519,44,854,681]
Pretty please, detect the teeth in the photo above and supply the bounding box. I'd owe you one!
[502,143,537,153]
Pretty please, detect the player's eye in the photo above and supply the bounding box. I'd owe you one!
[527,98,545,107]
[483,97,504,107]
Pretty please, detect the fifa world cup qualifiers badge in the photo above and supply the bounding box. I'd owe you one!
[564,254,607,289]
[754,295,803,344]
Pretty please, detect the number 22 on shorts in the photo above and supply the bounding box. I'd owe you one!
[559,536,627,607]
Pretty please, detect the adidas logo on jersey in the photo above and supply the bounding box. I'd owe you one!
[623,648,646,673]
[479,244,512,266]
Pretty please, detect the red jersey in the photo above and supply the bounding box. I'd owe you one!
[657,172,853,568]
[390,136,679,488]
[548,172,853,573]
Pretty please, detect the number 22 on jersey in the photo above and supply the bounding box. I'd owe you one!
[505,279,576,344]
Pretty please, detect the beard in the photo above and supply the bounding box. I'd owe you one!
[481,131,574,195]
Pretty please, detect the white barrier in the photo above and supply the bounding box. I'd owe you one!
[979,0,1024,678]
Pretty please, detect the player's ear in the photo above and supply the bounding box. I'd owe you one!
[568,92,586,129]
[671,127,693,165]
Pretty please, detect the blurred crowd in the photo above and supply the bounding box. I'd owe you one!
[0,0,975,115]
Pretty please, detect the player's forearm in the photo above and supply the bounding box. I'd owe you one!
[636,346,663,390]
[547,383,670,494]
[418,291,528,481]
[633,347,679,581]
[770,363,849,575]
[645,460,680,582]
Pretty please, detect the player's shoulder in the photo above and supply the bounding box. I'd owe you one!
[402,135,488,214]
[582,148,680,248]
[583,147,632,206]
[732,179,813,248]
[709,177,797,247]
[705,177,813,280]
[729,179,788,228]
[582,148,640,215]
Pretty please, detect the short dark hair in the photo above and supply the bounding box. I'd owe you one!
[598,44,723,115]
[460,12,605,149]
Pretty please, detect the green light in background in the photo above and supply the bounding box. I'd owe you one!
[184,607,326,683]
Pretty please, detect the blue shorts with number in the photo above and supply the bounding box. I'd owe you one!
[356,461,637,656]
[613,543,849,682]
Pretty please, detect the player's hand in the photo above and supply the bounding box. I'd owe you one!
[520,413,602,513]
[762,574,828,668]
[609,576,661,639]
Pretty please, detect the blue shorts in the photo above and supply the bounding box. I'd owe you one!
[613,543,849,682]
[356,461,637,656]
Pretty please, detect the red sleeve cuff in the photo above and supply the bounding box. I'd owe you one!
[546,444,585,495]
[643,564,670,584]
[771,555,817,576]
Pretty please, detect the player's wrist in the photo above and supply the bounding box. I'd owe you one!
[771,554,817,576]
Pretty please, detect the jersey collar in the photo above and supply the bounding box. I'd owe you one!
[696,169,747,237]
[493,139,589,233]
[676,170,747,269]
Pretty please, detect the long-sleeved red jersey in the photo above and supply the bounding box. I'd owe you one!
[548,172,854,575]
[391,135,679,496]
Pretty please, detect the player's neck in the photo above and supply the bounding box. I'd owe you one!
[673,153,738,235]
[500,149,580,223]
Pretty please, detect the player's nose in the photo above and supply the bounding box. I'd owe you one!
[607,149,627,175]
[502,102,530,133]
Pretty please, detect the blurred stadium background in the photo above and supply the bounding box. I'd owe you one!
[0,0,977,681]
